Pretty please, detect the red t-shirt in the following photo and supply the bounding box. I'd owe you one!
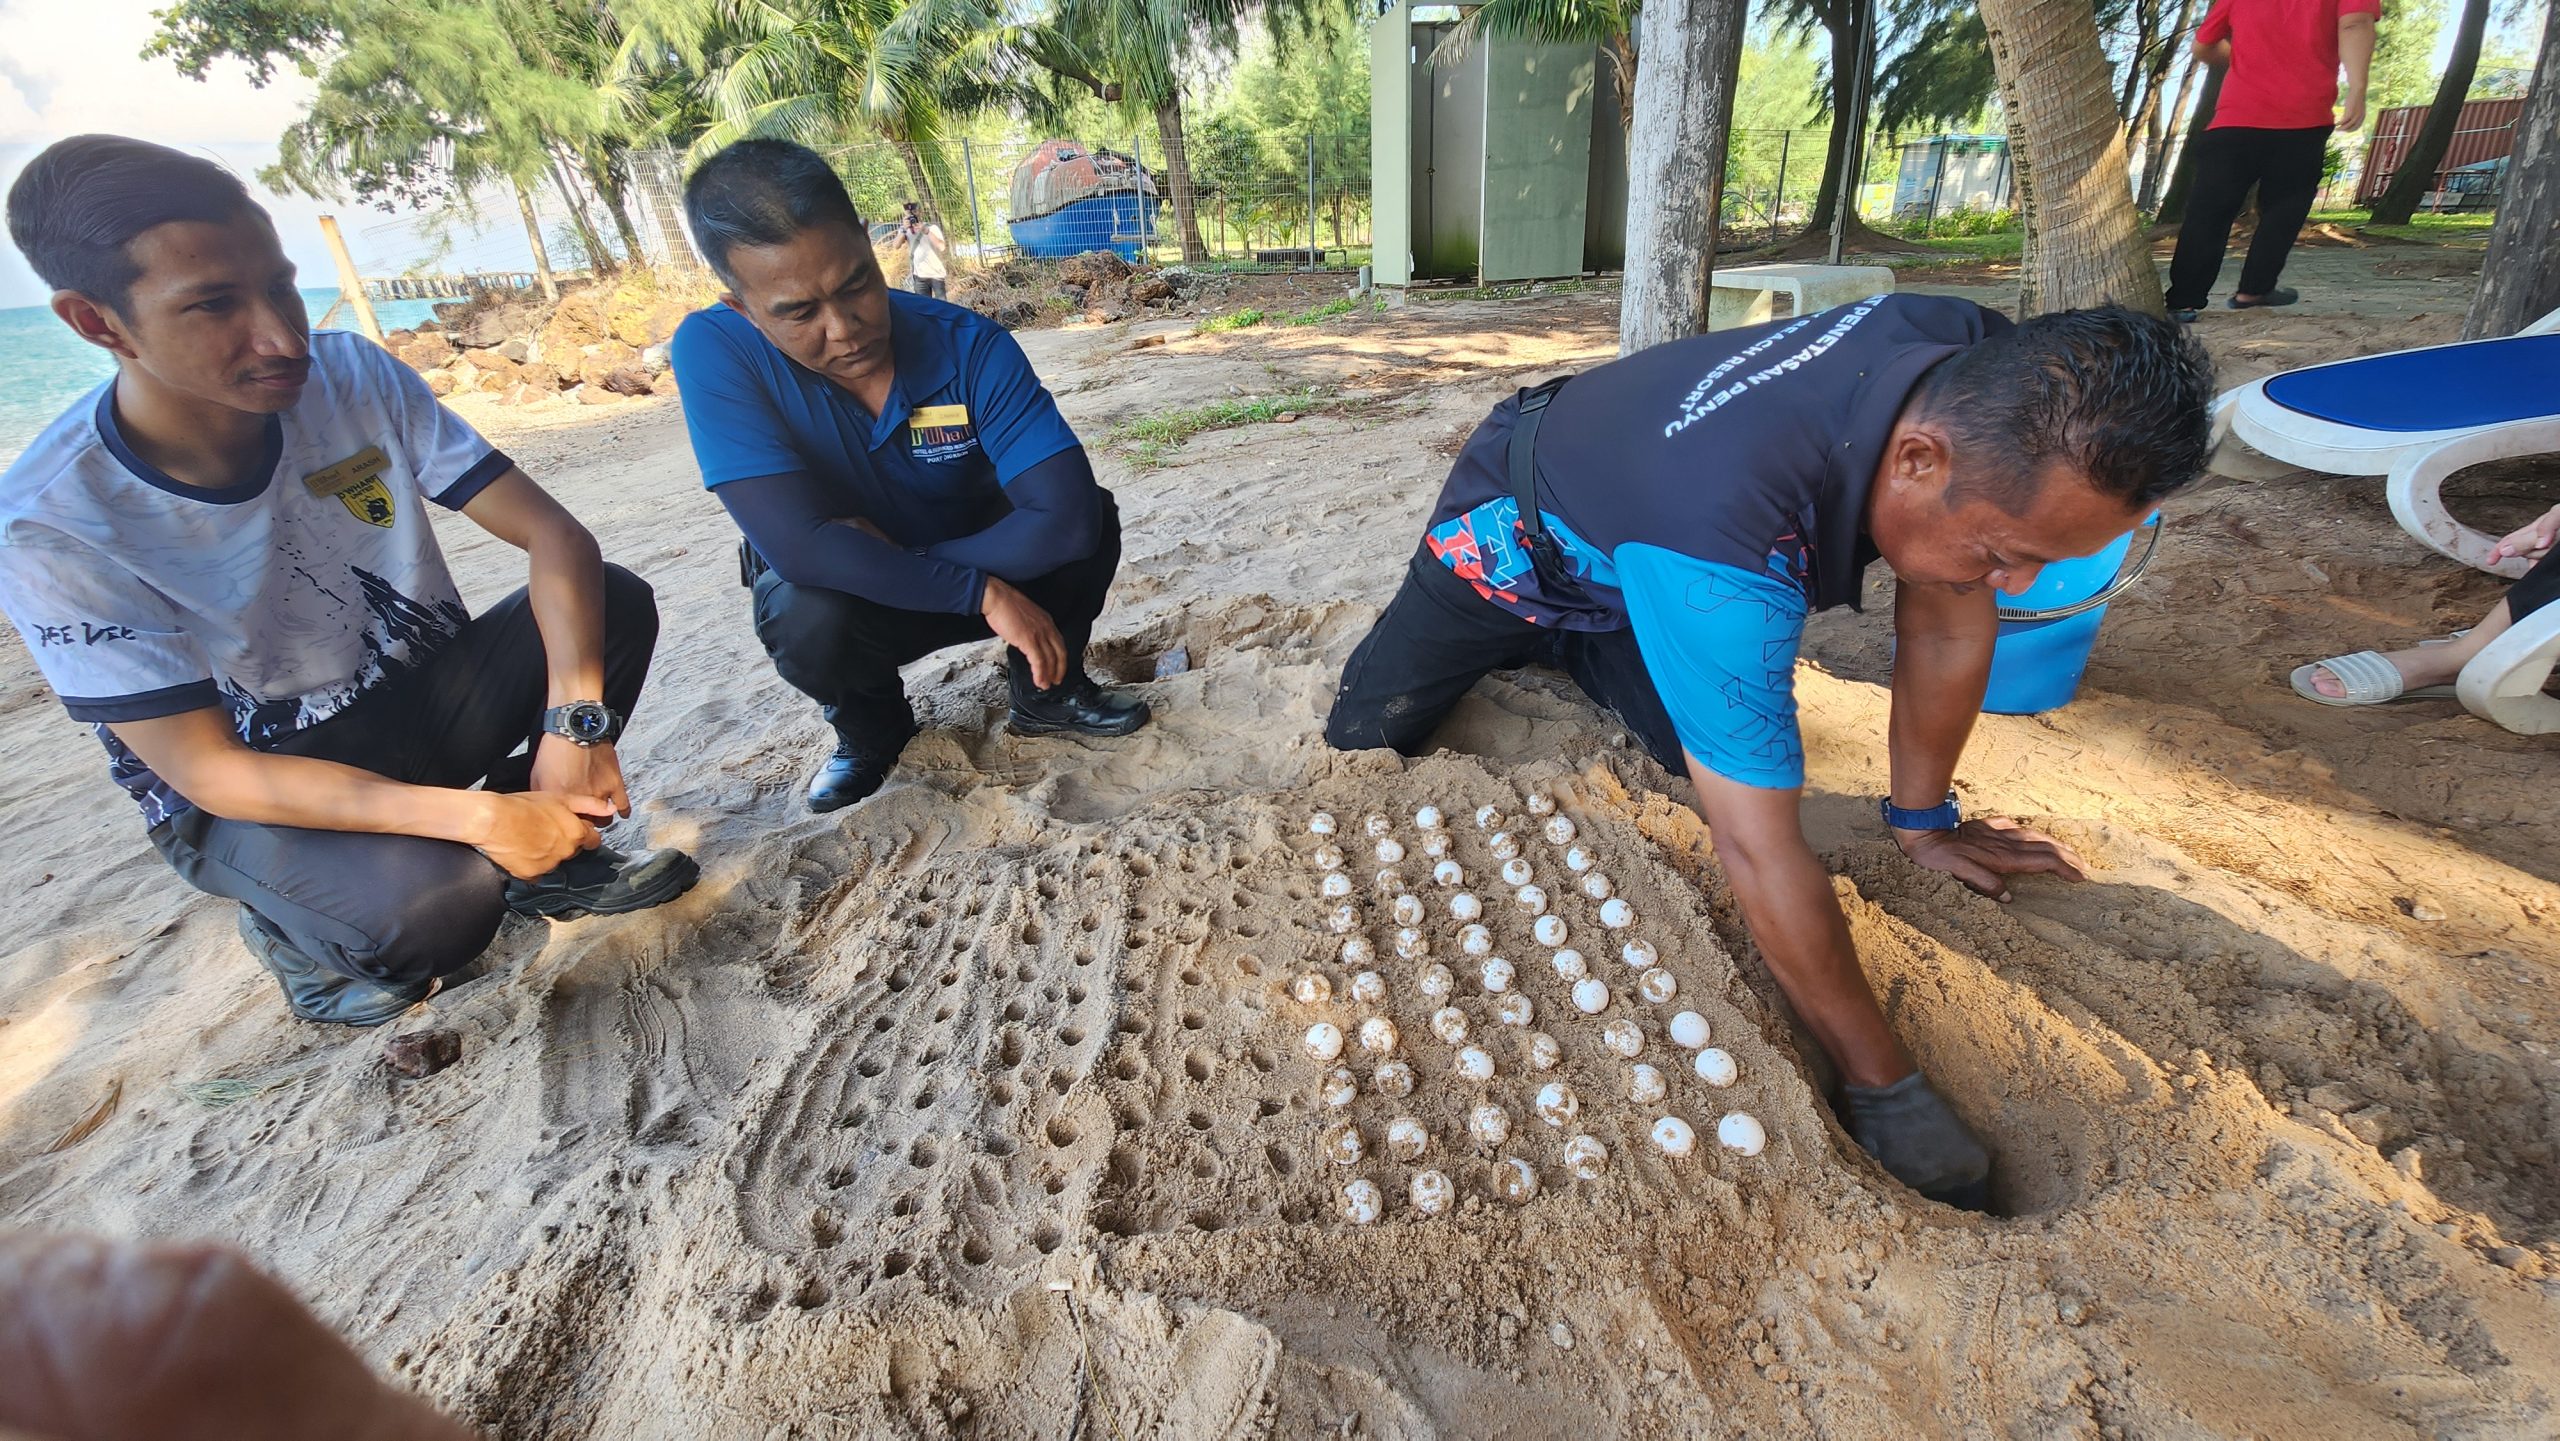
[2198,0,2382,130]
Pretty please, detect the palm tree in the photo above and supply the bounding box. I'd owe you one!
[1977,0,2162,311]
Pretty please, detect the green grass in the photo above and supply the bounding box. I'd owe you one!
[1109,386,1338,468]
[1411,277,1605,302]
[1283,295,1359,326]
[1890,231,2026,264]
[1198,307,1267,333]
[2306,208,2496,244]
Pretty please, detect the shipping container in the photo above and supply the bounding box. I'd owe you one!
[2354,96,2525,206]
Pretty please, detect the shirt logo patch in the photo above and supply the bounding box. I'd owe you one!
[303,446,397,528]
[908,404,979,464]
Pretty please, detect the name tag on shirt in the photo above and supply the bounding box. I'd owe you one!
[908,405,979,465]
[303,446,397,528]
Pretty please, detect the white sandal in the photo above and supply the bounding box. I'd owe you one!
[2290,651,2459,706]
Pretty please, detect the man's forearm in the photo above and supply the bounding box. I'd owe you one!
[177,749,496,845]
[1714,819,1917,1088]
[524,524,609,706]
[2339,15,2375,91]
[1887,590,1995,815]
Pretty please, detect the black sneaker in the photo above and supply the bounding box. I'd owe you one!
[237,908,436,1028]
[2227,287,2299,309]
[504,843,699,920]
[2170,308,2199,324]
[808,741,903,813]
[1009,676,1152,737]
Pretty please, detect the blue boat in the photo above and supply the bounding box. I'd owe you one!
[1007,140,1159,260]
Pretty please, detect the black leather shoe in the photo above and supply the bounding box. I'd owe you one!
[808,742,902,812]
[238,908,435,1027]
[1009,677,1152,737]
[505,843,699,920]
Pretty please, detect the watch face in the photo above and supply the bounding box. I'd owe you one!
[567,704,612,741]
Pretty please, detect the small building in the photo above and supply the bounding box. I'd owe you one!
[1891,135,2012,221]
[1368,1,1629,287]
[2355,96,2524,207]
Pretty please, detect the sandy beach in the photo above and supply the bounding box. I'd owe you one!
[2,245,2556,1437]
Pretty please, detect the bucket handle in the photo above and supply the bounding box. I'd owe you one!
[1993,513,2163,624]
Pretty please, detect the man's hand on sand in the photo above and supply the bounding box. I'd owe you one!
[1895,816,2086,902]
[983,576,1068,690]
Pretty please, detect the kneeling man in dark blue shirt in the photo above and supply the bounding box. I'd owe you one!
[671,140,1150,812]
[1329,296,2216,1208]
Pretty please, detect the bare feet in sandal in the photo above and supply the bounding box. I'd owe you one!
[2303,639,2464,699]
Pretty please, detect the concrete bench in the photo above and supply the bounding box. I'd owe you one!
[1707,264,1896,330]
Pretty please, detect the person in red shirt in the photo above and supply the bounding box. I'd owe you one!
[2163,0,2380,318]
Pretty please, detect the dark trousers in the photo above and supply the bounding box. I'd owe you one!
[753,493,1123,754]
[2165,125,2332,310]
[149,565,661,987]
[1325,546,1684,770]
[2512,542,2560,622]
[912,276,947,300]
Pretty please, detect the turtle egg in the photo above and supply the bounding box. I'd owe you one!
[1501,857,1535,888]
[1580,872,1614,901]
[1694,1048,1739,1088]
[1475,804,1505,830]
[1349,970,1388,1005]
[1409,1168,1454,1216]
[1431,1006,1470,1045]
[1628,1063,1668,1105]
[1449,891,1484,923]
[1496,992,1535,1027]
[1391,893,1425,927]
[1374,1060,1417,1098]
[1291,972,1333,1004]
[1358,1016,1401,1055]
[1622,938,1657,969]
[1535,915,1570,948]
[1415,804,1445,830]
[1717,1112,1768,1157]
[1321,1067,1359,1108]
[1326,905,1359,935]
[1418,963,1455,1000]
[1528,1032,1563,1070]
[1313,843,1345,871]
[1563,1134,1610,1180]
[1459,924,1494,957]
[1386,1115,1430,1160]
[1489,831,1523,861]
[1470,1103,1512,1146]
[1599,898,1635,929]
[1496,1156,1542,1203]
[1374,868,1408,895]
[1324,1120,1365,1165]
[1515,885,1550,917]
[1639,968,1679,1005]
[1341,936,1376,967]
[1433,860,1466,888]
[1305,1022,1345,1062]
[1572,977,1611,1015]
[1364,813,1391,838]
[1375,838,1406,865]
[1421,832,1452,859]
[1394,928,1431,960]
[1455,1046,1496,1082]
[1340,1178,1383,1225]
[1544,816,1578,846]
[1321,872,1354,900]
[1669,1011,1712,1049]
[1480,956,1516,992]
[1309,811,1337,836]
[1551,948,1589,981]
[1602,1019,1644,1058]
[1652,1116,1699,1158]
[1524,790,1557,817]
[1535,1081,1581,1127]
[1563,845,1596,873]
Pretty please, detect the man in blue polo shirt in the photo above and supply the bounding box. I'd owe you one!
[670,140,1149,812]
[1329,296,2216,1208]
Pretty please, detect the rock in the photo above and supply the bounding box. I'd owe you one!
[602,365,654,397]
[541,289,613,354]
[1057,251,1133,287]
[397,332,454,371]
[641,342,671,375]
[649,371,681,398]
[421,369,457,397]
[517,363,561,393]
[382,328,417,349]
[495,336,531,365]
[1128,273,1175,303]
[578,339,643,388]
[576,383,625,406]
[384,1028,463,1078]
[466,351,520,391]
[1153,644,1191,679]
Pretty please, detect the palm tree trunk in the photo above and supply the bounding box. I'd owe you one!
[2462,0,2560,337]
[549,153,614,273]
[1153,95,1210,263]
[1619,0,1750,352]
[516,180,559,301]
[1980,0,2163,312]
[1608,31,1638,142]
[2370,0,2488,225]
[2155,61,2224,223]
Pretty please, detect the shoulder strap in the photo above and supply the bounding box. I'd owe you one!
[1508,376,1569,556]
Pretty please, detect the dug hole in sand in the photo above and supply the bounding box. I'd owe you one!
[2,249,2556,1437]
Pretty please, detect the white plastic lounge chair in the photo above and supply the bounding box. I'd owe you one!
[2458,605,2560,734]
[2210,304,2560,578]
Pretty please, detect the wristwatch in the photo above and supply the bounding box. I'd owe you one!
[541,701,624,747]
[1881,791,1962,832]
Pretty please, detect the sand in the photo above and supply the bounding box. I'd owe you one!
[2,245,2556,1438]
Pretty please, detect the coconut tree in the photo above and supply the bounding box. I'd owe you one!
[1977,0,2163,312]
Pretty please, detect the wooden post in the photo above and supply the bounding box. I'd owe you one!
[317,215,383,341]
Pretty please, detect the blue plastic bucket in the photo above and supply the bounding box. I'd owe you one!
[1980,514,2162,714]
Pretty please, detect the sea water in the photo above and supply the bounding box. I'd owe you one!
[0,288,448,469]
